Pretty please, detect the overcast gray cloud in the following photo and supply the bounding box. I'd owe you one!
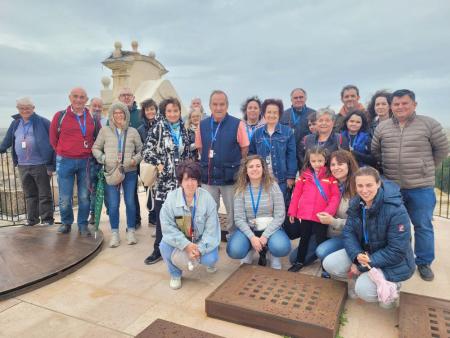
[1,0,449,127]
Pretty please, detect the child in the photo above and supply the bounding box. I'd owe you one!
[287,147,340,272]
[307,112,317,133]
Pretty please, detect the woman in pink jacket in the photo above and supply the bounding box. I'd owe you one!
[287,146,340,272]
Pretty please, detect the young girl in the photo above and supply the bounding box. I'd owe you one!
[287,147,340,272]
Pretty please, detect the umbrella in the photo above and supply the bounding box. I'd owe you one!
[366,264,398,304]
[94,167,105,239]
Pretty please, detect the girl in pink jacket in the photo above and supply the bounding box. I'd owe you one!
[287,147,340,272]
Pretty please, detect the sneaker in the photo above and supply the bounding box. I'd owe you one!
[240,249,254,265]
[321,270,331,279]
[88,213,95,225]
[206,266,217,273]
[25,220,38,226]
[109,232,120,248]
[269,254,282,270]
[144,251,162,265]
[57,224,71,234]
[126,229,137,245]
[151,229,156,238]
[40,220,54,226]
[379,298,399,309]
[135,221,141,230]
[169,276,182,290]
[288,262,304,272]
[418,264,434,281]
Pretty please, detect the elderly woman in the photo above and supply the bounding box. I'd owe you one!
[92,102,143,247]
[241,96,265,141]
[227,155,291,269]
[249,99,296,199]
[323,167,415,307]
[367,90,392,136]
[186,108,202,133]
[142,97,196,265]
[298,107,349,165]
[159,160,220,289]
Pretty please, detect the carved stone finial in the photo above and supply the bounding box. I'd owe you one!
[113,41,122,58]
[101,76,111,89]
[148,51,155,58]
[131,40,138,53]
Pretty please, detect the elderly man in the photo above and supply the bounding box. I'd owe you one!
[118,88,142,229]
[372,89,449,281]
[49,87,95,235]
[0,97,55,226]
[280,88,315,169]
[195,90,249,235]
[334,84,366,132]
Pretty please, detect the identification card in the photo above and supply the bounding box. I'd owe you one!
[117,152,123,162]
[265,155,271,165]
[83,140,89,148]
[209,149,214,158]
[21,141,27,149]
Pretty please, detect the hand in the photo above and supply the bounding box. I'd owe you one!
[250,236,263,252]
[350,263,360,276]
[259,236,268,247]
[286,178,295,189]
[185,243,200,260]
[357,253,371,266]
[47,170,53,176]
[289,216,295,224]
[316,212,334,225]
[157,164,164,173]
[130,159,136,167]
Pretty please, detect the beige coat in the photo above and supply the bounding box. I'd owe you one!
[92,102,142,173]
[327,197,349,238]
[372,113,449,189]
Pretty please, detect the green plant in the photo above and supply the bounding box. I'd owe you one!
[336,308,348,338]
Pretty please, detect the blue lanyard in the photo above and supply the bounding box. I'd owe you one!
[75,110,87,138]
[348,132,361,149]
[290,108,299,126]
[362,206,369,244]
[313,172,328,202]
[210,118,222,144]
[116,129,124,153]
[183,192,197,237]
[246,124,255,141]
[21,120,32,139]
[338,183,345,197]
[248,184,262,219]
[263,135,271,152]
[169,124,181,147]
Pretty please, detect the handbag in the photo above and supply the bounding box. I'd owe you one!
[252,216,274,231]
[140,123,163,187]
[104,129,128,186]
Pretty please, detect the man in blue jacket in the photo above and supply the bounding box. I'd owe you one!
[0,97,55,226]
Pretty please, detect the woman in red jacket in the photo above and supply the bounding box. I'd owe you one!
[287,146,340,272]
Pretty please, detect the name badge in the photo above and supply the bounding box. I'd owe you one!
[209,149,214,158]
[117,152,123,162]
[83,140,89,148]
[266,155,271,166]
[21,141,27,149]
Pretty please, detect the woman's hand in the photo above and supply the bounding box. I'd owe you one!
[130,159,136,167]
[289,216,295,224]
[350,263,361,276]
[157,164,164,173]
[259,236,268,247]
[286,178,295,189]
[185,243,200,260]
[250,236,263,252]
[357,253,371,266]
[316,212,334,225]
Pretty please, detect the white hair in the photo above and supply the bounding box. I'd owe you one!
[90,97,103,105]
[315,106,336,121]
[16,97,34,107]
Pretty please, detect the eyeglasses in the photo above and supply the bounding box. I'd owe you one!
[17,106,34,110]
[120,94,133,98]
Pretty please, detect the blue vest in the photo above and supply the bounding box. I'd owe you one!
[200,114,242,185]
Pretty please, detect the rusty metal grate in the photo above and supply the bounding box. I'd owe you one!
[205,264,347,338]
[399,292,450,338]
[135,319,224,338]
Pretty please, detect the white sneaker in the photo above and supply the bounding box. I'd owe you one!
[240,249,254,265]
[169,276,182,290]
[127,229,137,245]
[269,254,282,270]
[206,266,217,273]
[109,232,120,248]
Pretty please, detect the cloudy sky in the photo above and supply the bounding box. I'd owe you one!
[1,0,449,127]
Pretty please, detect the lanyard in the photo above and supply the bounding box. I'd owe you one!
[248,184,262,219]
[313,172,328,202]
[246,124,255,141]
[338,183,345,197]
[210,118,222,145]
[362,206,369,245]
[116,129,124,153]
[22,120,32,139]
[290,106,306,126]
[75,110,87,138]
[169,124,181,147]
[183,192,197,239]
[348,132,361,150]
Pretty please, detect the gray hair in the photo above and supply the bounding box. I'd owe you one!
[90,97,103,105]
[108,101,129,116]
[209,90,229,105]
[315,106,336,121]
[118,87,134,96]
[16,97,34,107]
[290,88,307,97]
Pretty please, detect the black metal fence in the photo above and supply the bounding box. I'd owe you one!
[435,156,450,219]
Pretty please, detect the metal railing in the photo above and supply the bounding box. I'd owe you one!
[435,156,450,219]
[0,152,58,226]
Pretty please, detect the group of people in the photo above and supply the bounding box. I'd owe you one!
[1,84,448,308]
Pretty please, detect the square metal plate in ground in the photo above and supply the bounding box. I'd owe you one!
[205,264,347,338]
[136,319,224,338]
[399,292,450,338]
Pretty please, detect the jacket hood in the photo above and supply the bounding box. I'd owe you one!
[302,166,329,179]
[108,102,130,129]
[348,179,403,217]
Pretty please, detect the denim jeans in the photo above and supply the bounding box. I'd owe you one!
[315,237,345,261]
[226,229,291,259]
[56,156,91,227]
[401,187,436,265]
[89,160,100,214]
[160,240,219,277]
[105,171,137,230]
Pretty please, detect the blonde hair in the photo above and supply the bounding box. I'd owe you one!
[234,155,275,195]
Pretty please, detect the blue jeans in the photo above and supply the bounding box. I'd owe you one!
[105,171,137,231]
[226,229,291,259]
[315,237,344,261]
[401,187,436,265]
[56,156,91,227]
[160,240,219,278]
